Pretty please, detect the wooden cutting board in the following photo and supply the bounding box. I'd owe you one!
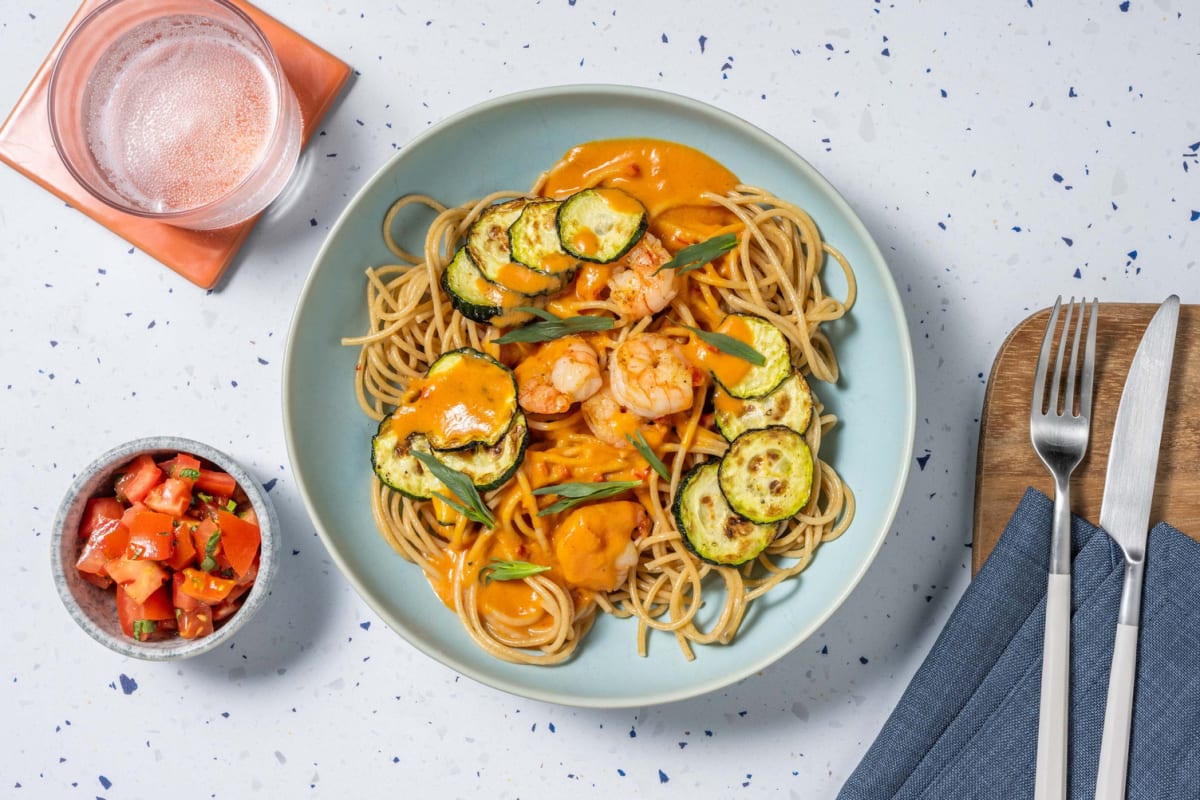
[972,303,1200,575]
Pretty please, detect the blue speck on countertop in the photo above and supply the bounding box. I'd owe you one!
[659,769,669,783]
[118,674,137,695]
[263,478,277,492]
[99,776,112,790]
[360,621,370,630]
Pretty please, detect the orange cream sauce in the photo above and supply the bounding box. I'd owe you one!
[540,138,741,251]
[386,354,514,446]
[683,313,755,390]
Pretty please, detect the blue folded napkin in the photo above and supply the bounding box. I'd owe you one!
[839,488,1200,800]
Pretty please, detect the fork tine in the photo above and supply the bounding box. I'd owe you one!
[1064,298,1083,415]
[1049,298,1074,415]
[1080,298,1098,418]
[1032,297,1063,417]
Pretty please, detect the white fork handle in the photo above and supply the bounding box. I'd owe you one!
[1034,572,1071,800]
[1094,622,1139,800]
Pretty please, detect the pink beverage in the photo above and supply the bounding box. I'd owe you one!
[49,0,301,230]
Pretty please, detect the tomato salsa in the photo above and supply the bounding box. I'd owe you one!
[76,452,262,642]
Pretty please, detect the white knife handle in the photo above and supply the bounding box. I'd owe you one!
[1034,572,1071,800]
[1094,622,1140,800]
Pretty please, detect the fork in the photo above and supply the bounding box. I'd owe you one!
[1030,296,1098,800]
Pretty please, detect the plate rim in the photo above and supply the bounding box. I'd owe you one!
[283,83,916,707]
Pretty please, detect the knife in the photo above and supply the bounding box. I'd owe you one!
[1093,295,1180,800]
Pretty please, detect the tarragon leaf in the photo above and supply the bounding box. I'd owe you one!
[654,233,738,275]
[532,480,642,516]
[412,451,497,528]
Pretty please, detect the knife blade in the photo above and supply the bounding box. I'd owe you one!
[1093,295,1180,800]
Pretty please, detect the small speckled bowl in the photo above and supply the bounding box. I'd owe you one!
[51,436,279,660]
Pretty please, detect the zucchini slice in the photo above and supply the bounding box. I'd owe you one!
[714,371,813,442]
[557,188,648,263]
[382,348,517,453]
[371,413,528,497]
[371,425,442,500]
[710,314,792,400]
[421,349,518,450]
[433,412,529,491]
[717,427,813,523]
[508,200,580,277]
[441,246,534,326]
[467,199,564,296]
[672,461,777,566]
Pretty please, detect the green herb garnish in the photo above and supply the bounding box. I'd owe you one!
[225,499,237,513]
[683,323,766,366]
[200,529,221,572]
[494,310,615,344]
[411,451,497,528]
[533,480,642,516]
[654,233,738,275]
[177,468,201,480]
[479,559,552,584]
[625,430,670,481]
[132,619,156,641]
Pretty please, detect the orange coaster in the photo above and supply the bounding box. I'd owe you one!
[0,0,351,289]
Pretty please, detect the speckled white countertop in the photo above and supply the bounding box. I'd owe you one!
[2,1,1194,797]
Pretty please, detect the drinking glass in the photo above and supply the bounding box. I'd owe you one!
[48,0,302,230]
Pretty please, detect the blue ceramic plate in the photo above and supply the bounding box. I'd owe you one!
[283,85,915,707]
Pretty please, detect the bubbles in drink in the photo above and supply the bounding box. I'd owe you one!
[83,15,280,214]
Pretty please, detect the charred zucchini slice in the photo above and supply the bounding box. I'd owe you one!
[434,412,529,491]
[421,349,518,450]
[711,314,792,400]
[371,413,529,497]
[556,188,648,263]
[382,348,517,453]
[714,371,813,442]
[672,461,777,566]
[371,425,442,500]
[467,199,564,296]
[441,246,534,325]
[717,427,813,523]
[508,200,580,277]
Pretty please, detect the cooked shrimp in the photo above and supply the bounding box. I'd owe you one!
[514,336,602,415]
[581,382,667,447]
[608,232,677,318]
[608,332,697,419]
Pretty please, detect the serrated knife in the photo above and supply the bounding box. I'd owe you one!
[1093,295,1180,800]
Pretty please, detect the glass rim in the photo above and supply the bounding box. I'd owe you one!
[47,0,296,225]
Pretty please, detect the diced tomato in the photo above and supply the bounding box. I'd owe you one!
[194,469,237,497]
[116,586,174,639]
[79,497,125,539]
[237,506,260,527]
[158,453,203,485]
[215,509,261,578]
[192,492,233,522]
[144,477,192,517]
[165,520,198,571]
[176,606,215,639]
[105,557,168,604]
[191,517,222,566]
[80,571,114,590]
[125,510,176,561]
[212,596,246,623]
[76,517,130,575]
[172,571,202,610]
[177,567,237,604]
[114,454,162,503]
